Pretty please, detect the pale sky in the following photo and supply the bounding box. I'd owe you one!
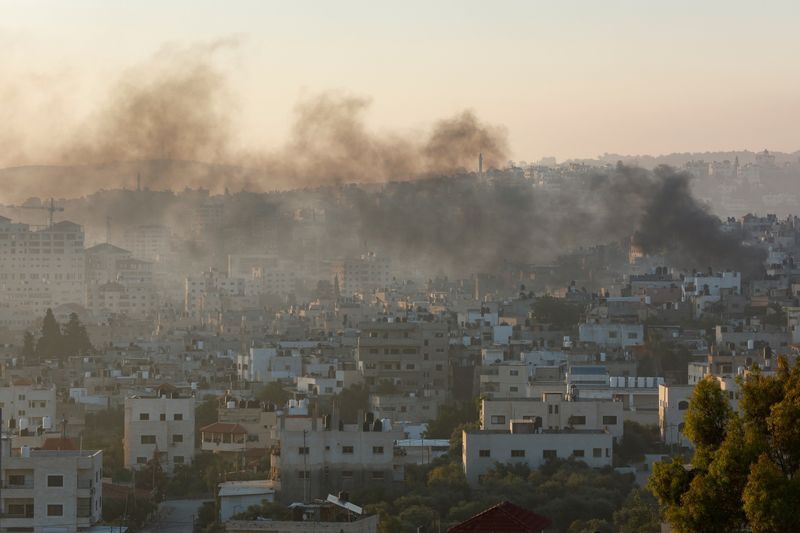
[3,0,800,162]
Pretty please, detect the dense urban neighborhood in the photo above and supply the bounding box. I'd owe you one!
[0,155,799,532]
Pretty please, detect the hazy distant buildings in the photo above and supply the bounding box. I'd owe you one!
[0,216,85,327]
[334,253,391,296]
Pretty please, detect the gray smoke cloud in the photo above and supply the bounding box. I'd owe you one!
[0,41,508,200]
[344,164,765,277]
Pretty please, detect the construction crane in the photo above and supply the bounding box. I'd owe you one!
[5,198,64,228]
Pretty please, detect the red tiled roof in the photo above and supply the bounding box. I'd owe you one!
[200,422,248,434]
[447,501,552,533]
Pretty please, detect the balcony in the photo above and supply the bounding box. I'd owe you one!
[77,479,93,489]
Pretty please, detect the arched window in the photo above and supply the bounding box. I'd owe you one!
[678,400,689,411]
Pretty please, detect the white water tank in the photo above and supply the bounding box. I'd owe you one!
[42,416,52,430]
[747,339,754,350]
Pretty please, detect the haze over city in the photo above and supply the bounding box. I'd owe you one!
[1,2,800,533]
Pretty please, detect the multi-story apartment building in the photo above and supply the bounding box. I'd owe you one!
[0,443,103,533]
[462,422,613,486]
[185,270,245,316]
[334,253,391,296]
[480,395,624,439]
[85,244,158,318]
[0,381,57,431]
[356,319,449,398]
[270,412,404,503]
[121,224,171,262]
[0,217,85,327]
[123,389,195,473]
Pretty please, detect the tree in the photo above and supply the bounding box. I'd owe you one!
[649,358,800,532]
[332,384,369,423]
[62,312,93,357]
[531,295,583,330]
[21,331,36,359]
[423,401,479,439]
[36,308,62,359]
[613,488,660,533]
[683,376,731,468]
[615,421,663,465]
[256,382,292,406]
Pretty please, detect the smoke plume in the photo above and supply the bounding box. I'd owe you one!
[0,42,508,199]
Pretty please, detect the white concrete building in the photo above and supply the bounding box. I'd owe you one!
[479,361,529,399]
[237,347,278,383]
[462,423,613,486]
[658,383,694,448]
[481,395,624,439]
[123,390,195,473]
[0,381,57,431]
[271,415,404,502]
[1,443,103,533]
[578,322,644,348]
[218,480,276,521]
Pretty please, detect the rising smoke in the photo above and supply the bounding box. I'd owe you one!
[0,41,508,199]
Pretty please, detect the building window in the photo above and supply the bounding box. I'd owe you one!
[342,471,354,479]
[7,474,26,486]
[371,471,385,480]
[678,400,689,410]
[47,504,63,516]
[47,475,63,487]
[602,415,618,425]
[569,416,586,426]
[490,415,506,425]
[342,446,354,454]
[297,471,310,479]
[510,450,525,458]
[160,413,166,421]
[479,449,491,457]
[174,456,185,464]
[172,434,183,444]
[572,449,585,457]
[627,332,638,339]
[543,450,557,459]
[174,413,183,421]
[139,413,149,421]
[372,446,384,454]
[608,331,618,338]
[7,502,34,518]
[141,435,156,445]
[298,447,310,455]
[136,456,148,464]
[593,448,602,458]
[77,497,92,518]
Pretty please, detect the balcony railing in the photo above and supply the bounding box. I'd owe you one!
[3,481,34,489]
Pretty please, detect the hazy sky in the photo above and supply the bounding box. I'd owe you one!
[3,0,800,163]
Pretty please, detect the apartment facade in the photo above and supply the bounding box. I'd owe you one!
[462,423,613,486]
[123,393,196,473]
[0,217,85,328]
[1,445,103,533]
[356,320,449,398]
